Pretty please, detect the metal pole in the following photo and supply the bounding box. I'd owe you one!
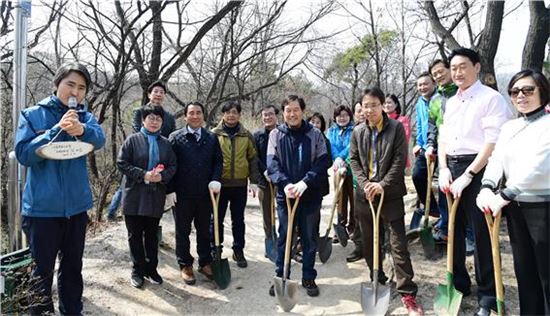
[8,0,32,251]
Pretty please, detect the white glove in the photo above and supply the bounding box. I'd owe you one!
[249,183,258,197]
[425,147,436,161]
[438,167,453,193]
[208,181,222,193]
[284,184,294,198]
[263,170,271,183]
[293,181,308,197]
[476,188,494,214]
[333,157,345,171]
[337,167,347,176]
[450,173,473,198]
[488,193,510,217]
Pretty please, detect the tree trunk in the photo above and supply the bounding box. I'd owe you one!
[476,1,504,90]
[522,1,550,71]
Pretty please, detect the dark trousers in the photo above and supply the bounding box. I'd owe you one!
[336,173,356,234]
[505,201,550,315]
[275,198,321,280]
[212,186,248,251]
[173,196,213,268]
[22,212,88,315]
[355,195,417,295]
[258,185,274,240]
[448,158,496,310]
[124,215,161,277]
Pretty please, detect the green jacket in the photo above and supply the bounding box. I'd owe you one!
[427,83,458,149]
[212,121,260,187]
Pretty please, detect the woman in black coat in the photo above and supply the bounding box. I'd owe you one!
[117,105,176,288]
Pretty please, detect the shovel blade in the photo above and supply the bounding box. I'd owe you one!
[318,236,332,263]
[274,277,298,312]
[434,283,463,316]
[361,282,390,316]
[212,257,231,289]
[419,226,437,260]
[265,237,278,263]
[333,223,349,247]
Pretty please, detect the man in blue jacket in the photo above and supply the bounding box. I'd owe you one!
[15,62,105,315]
[266,95,329,297]
[169,102,223,285]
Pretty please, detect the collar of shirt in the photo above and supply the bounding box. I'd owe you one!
[186,126,201,138]
[368,117,384,132]
[456,80,482,101]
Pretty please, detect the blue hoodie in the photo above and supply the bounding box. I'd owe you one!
[15,95,106,217]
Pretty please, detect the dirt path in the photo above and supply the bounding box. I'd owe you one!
[78,178,519,315]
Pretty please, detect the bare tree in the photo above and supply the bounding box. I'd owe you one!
[521,1,550,71]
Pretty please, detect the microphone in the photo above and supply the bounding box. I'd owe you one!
[68,96,78,109]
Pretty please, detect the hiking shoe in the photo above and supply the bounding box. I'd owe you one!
[131,274,144,288]
[181,266,196,285]
[432,229,448,244]
[302,279,319,297]
[401,294,424,316]
[233,250,248,268]
[269,284,275,297]
[198,264,213,280]
[466,238,475,256]
[145,270,163,285]
[346,248,363,263]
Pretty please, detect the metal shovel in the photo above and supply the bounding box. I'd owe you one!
[265,182,278,263]
[419,159,437,260]
[434,193,463,316]
[484,211,505,315]
[361,192,390,316]
[274,196,301,312]
[209,190,231,289]
[318,173,346,263]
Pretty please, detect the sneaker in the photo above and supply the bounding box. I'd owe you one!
[131,274,144,288]
[292,251,303,263]
[401,294,424,316]
[145,270,163,285]
[466,238,475,256]
[346,248,363,263]
[332,234,339,244]
[233,250,248,268]
[181,266,196,285]
[198,264,213,280]
[432,229,448,244]
[302,279,319,297]
[269,284,275,297]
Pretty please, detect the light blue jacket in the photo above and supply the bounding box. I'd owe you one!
[327,123,353,161]
[15,95,106,217]
[415,95,431,150]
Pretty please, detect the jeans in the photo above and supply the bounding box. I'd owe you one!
[22,212,88,315]
[275,198,321,281]
[108,187,122,218]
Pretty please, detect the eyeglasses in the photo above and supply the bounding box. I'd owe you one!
[145,115,163,122]
[508,85,536,99]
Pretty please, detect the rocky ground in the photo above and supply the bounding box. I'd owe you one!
[69,176,519,315]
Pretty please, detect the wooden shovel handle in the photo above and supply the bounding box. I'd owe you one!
[209,190,221,246]
[445,193,461,275]
[485,212,505,307]
[423,159,435,226]
[367,192,385,270]
[326,173,346,236]
[283,196,301,280]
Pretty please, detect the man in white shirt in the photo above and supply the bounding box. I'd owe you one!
[437,48,513,316]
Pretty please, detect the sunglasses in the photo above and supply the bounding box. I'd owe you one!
[508,85,536,98]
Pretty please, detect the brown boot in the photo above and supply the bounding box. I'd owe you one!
[181,266,196,285]
[198,264,213,280]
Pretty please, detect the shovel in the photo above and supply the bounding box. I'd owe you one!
[484,211,505,315]
[318,172,346,263]
[434,193,462,316]
[419,159,437,260]
[333,170,350,247]
[209,190,231,289]
[361,192,390,316]
[264,182,278,263]
[274,196,301,312]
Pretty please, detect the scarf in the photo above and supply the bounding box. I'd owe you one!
[140,126,161,170]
